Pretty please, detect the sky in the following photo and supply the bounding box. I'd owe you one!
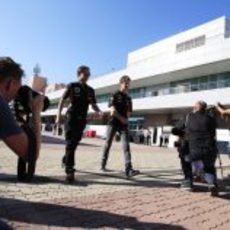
[0,0,230,84]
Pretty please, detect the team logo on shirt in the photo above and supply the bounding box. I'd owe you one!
[74,87,81,95]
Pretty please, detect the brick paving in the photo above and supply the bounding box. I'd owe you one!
[0,135,230,230]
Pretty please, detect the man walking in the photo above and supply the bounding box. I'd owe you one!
[101,75,140,178]
[56,65,102,182]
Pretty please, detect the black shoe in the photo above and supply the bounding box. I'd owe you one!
[100,165,109,172]
[180,179,193,191]
[65,168,75,183]
[208,184,219,197]
[66,173,75,183]
[125,169,140,178]
[17,173,27,182]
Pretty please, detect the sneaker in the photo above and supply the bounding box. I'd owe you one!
[126,169,140,178]
[208,184,219,197]
[180,179,193,191]
[65,168,75,183]
[193,175,205,183]
[100,166,108,172]
[17,173,27,182]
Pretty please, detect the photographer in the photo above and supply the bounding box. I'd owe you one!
[186,101,218,196]
[0,58,42,165]
[14,85,49,181]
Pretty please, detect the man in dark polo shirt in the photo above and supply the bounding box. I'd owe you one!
[101,75,140,178]
[56,65,103,182]
[0,57,43,166]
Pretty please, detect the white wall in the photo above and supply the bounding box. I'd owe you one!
[88,16,230,93]
[45,17,230,99]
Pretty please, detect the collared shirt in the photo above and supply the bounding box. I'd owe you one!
[108,90,132,126]
[0,94,22,139]
[63,82,96,119]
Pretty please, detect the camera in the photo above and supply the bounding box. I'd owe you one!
[14,85,50,122]
[174,141,181,148]
[206,106,217,118]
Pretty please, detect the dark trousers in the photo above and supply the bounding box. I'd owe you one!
[189,139,217,184]
[179,155,192,180]
[64,117,86,170]
[202,154,217,184]
[101,124,132,170]
[178,147,192,180]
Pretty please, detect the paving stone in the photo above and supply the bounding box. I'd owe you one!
[0,137,230,230]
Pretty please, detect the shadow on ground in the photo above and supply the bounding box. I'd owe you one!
[0,169,183,188]
[0,220,12,230]
[1,169,229,200]
[41,135,100,147]
[0,197,186,229]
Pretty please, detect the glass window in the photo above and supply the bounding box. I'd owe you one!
[208,81,217,89]
[209,75,217,81]
[218,80,226,88]
[225,79,230,87]
[176,35,206,53]
[199,83,207,90]
[199,76,208,83]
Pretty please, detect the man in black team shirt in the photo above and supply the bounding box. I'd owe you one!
[56,65,102,182]
[101,75,140,178]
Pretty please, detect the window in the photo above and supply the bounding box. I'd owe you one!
[176,35,206,53]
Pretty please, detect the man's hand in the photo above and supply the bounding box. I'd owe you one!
[95,111,104,119]
[110,107,128,125]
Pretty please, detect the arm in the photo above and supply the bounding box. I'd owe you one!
[56,97,65,124]
[216,103,230,116]
[92,103,101,113]
[108,93,129,125]
[56,86,70,124]
[90,88,103,116]
[110,106,128,124]
[171,118,186,137]
[3,133,28,159]
[31,94,44,158]
[0,99,28,159]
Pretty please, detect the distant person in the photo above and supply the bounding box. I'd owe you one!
[0,57,43,181]
[164,135,169,147]
[143,128,151,145]
[56,65,103,182]
[159,135,164,147]
[100,75,140,178]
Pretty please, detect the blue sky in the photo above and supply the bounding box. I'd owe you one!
[0,0,230,84]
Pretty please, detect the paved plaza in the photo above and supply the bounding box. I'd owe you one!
[0,135,230,230]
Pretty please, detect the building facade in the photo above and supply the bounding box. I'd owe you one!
[43,16,230,135]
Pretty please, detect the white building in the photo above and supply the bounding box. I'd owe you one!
[43,16,230,147]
